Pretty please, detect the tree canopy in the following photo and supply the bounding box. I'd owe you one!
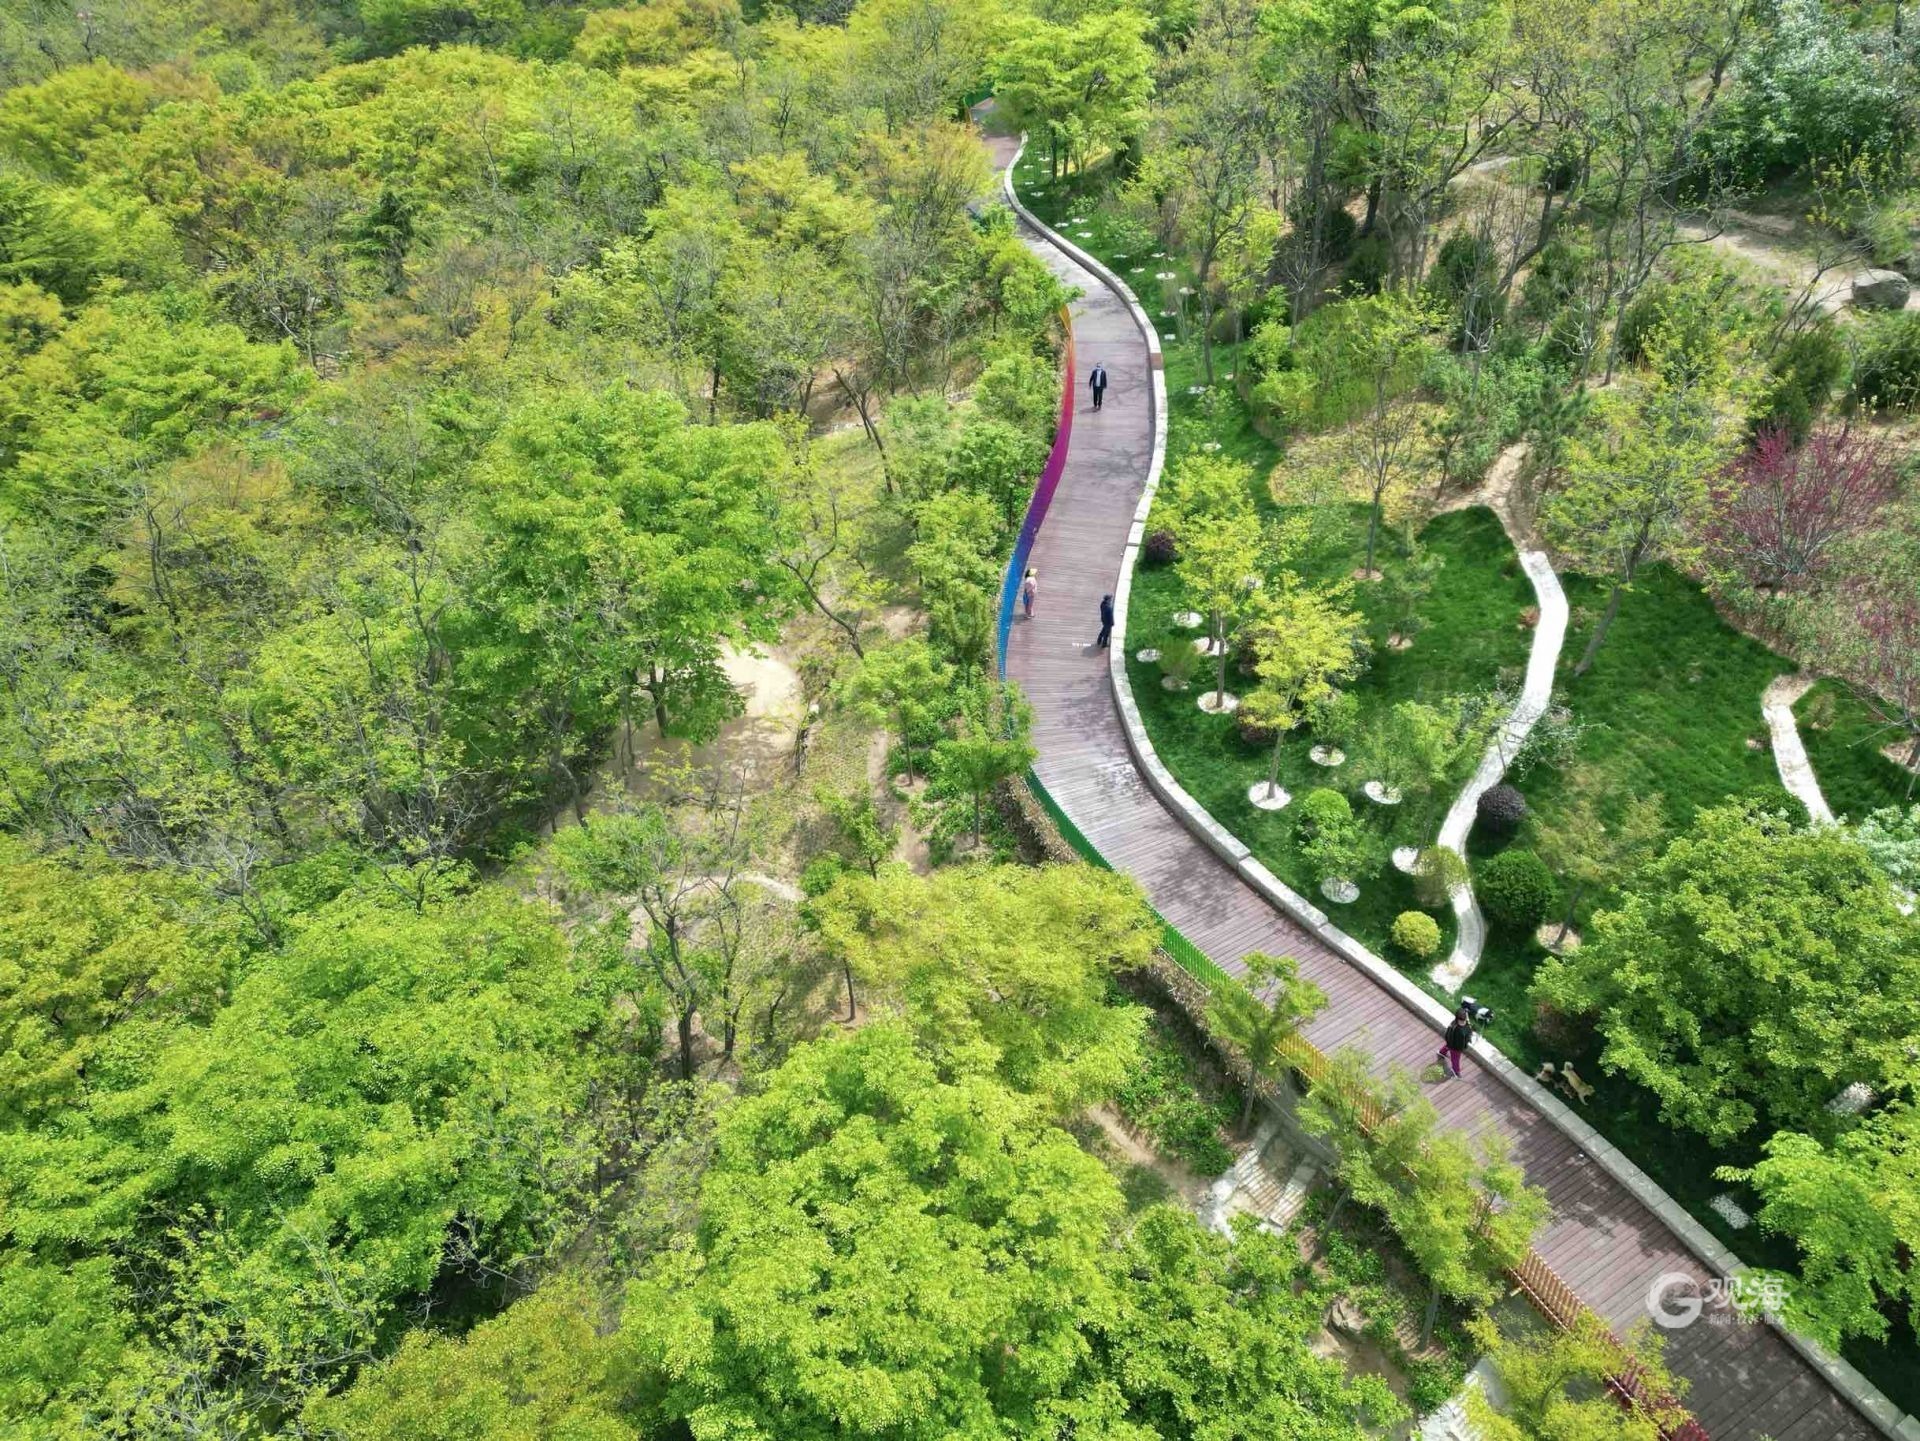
[1533,805,1920,1142]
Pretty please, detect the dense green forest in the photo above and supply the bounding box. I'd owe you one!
[2,0,1918,1435]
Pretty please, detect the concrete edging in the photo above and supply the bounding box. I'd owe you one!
[997,142,1914,1441]
[1430,545,1570,993]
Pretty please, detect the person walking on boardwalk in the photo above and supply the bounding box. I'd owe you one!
[1022,568,1037,619]
[1096,593,1114,649]
[1436,1003,1473,1079]
[1089,362,1108,411]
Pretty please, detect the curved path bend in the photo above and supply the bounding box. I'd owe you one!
[991,136,1891,1441]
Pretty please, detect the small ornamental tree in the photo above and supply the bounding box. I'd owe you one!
[931,680,1037,844]
[1531,768,1667,945]
[1245,581,1368,796]
[1464,1312,1685,1441]
[816,786,899,880]
[1329,292,1446,577]
[1708,425,1897,594]
[1545,327,1737,675]
[1298,787,1373,887]
[1379,536,1444,644]
[1352,698,1470,806]
[1308,688,1361,753]
[836,638,954,784]
[1207,952,1328,1130]
[1167,455,1278,707]
[1300,1053,1549,1345]
[1413,846,1469,910]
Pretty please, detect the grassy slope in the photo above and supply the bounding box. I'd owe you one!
[1797,678,1920,820]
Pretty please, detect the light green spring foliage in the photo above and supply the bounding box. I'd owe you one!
[0,878,632,1435]
[625,1022,1123,1439]
[1533,804,1920,1144]
[1462,1313,1678,1441]
[1390,909,1442,958]
[306,1275,638,1441]
[622,1022,1399,1441]
[1207,951,1327,1126]
[1720,1102,1920,1349]
[930,680,1038,841]
[809,863,1156,1114]
[1300,1051,1552,1314]
[0,839,232,1127]
[836,637,956,781]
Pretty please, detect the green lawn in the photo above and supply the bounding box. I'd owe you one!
[1126,506,1535,965]
[1796,678,1920,820]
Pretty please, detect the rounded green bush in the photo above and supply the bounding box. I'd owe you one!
[1297,787,1352,837]
[1391,910,1442,959]
[1477,849,1556,932]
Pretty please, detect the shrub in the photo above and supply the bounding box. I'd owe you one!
[1478,849,1555,932]
[1691,0,1908,185]
[1157,643,1199,689]
[1143,529,1178,566]
[948,418,1046,526]
[1476,783,1529,838]
[1297,787,1352,838]
[1391,910,1442,959]
[800,853,846,898]
[1612,284,1667,368]
[1343,235,1390,296]
[1430,232,1495,310]
[1412,845,1469,909]
[973,349,1060,436]
[1847,312,1920,415]
[1762,322,1847,437]
[1234,705,1280,749]
[1307,689,1361,750]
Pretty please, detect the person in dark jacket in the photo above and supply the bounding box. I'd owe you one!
[1096,593,1114,648]
[1436,1003,1473,1079]
[1089,363,1108,411]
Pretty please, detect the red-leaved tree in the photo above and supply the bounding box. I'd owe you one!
[1708,425,1897,593]
[1797,509,1920,789]
[1846,579,1920,784]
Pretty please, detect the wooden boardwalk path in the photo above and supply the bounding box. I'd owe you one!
[993,139,1886,1441]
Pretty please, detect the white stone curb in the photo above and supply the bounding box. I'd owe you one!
[999,140,1913,1441]
[1762,673,1836,826]
[1431,545,1570,992]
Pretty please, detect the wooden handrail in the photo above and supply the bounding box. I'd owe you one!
[1264,984,1707,1439]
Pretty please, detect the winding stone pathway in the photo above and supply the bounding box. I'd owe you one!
[1430,541,1570,993]
[991,132,1899,1441]
[1761,674,1836,826]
